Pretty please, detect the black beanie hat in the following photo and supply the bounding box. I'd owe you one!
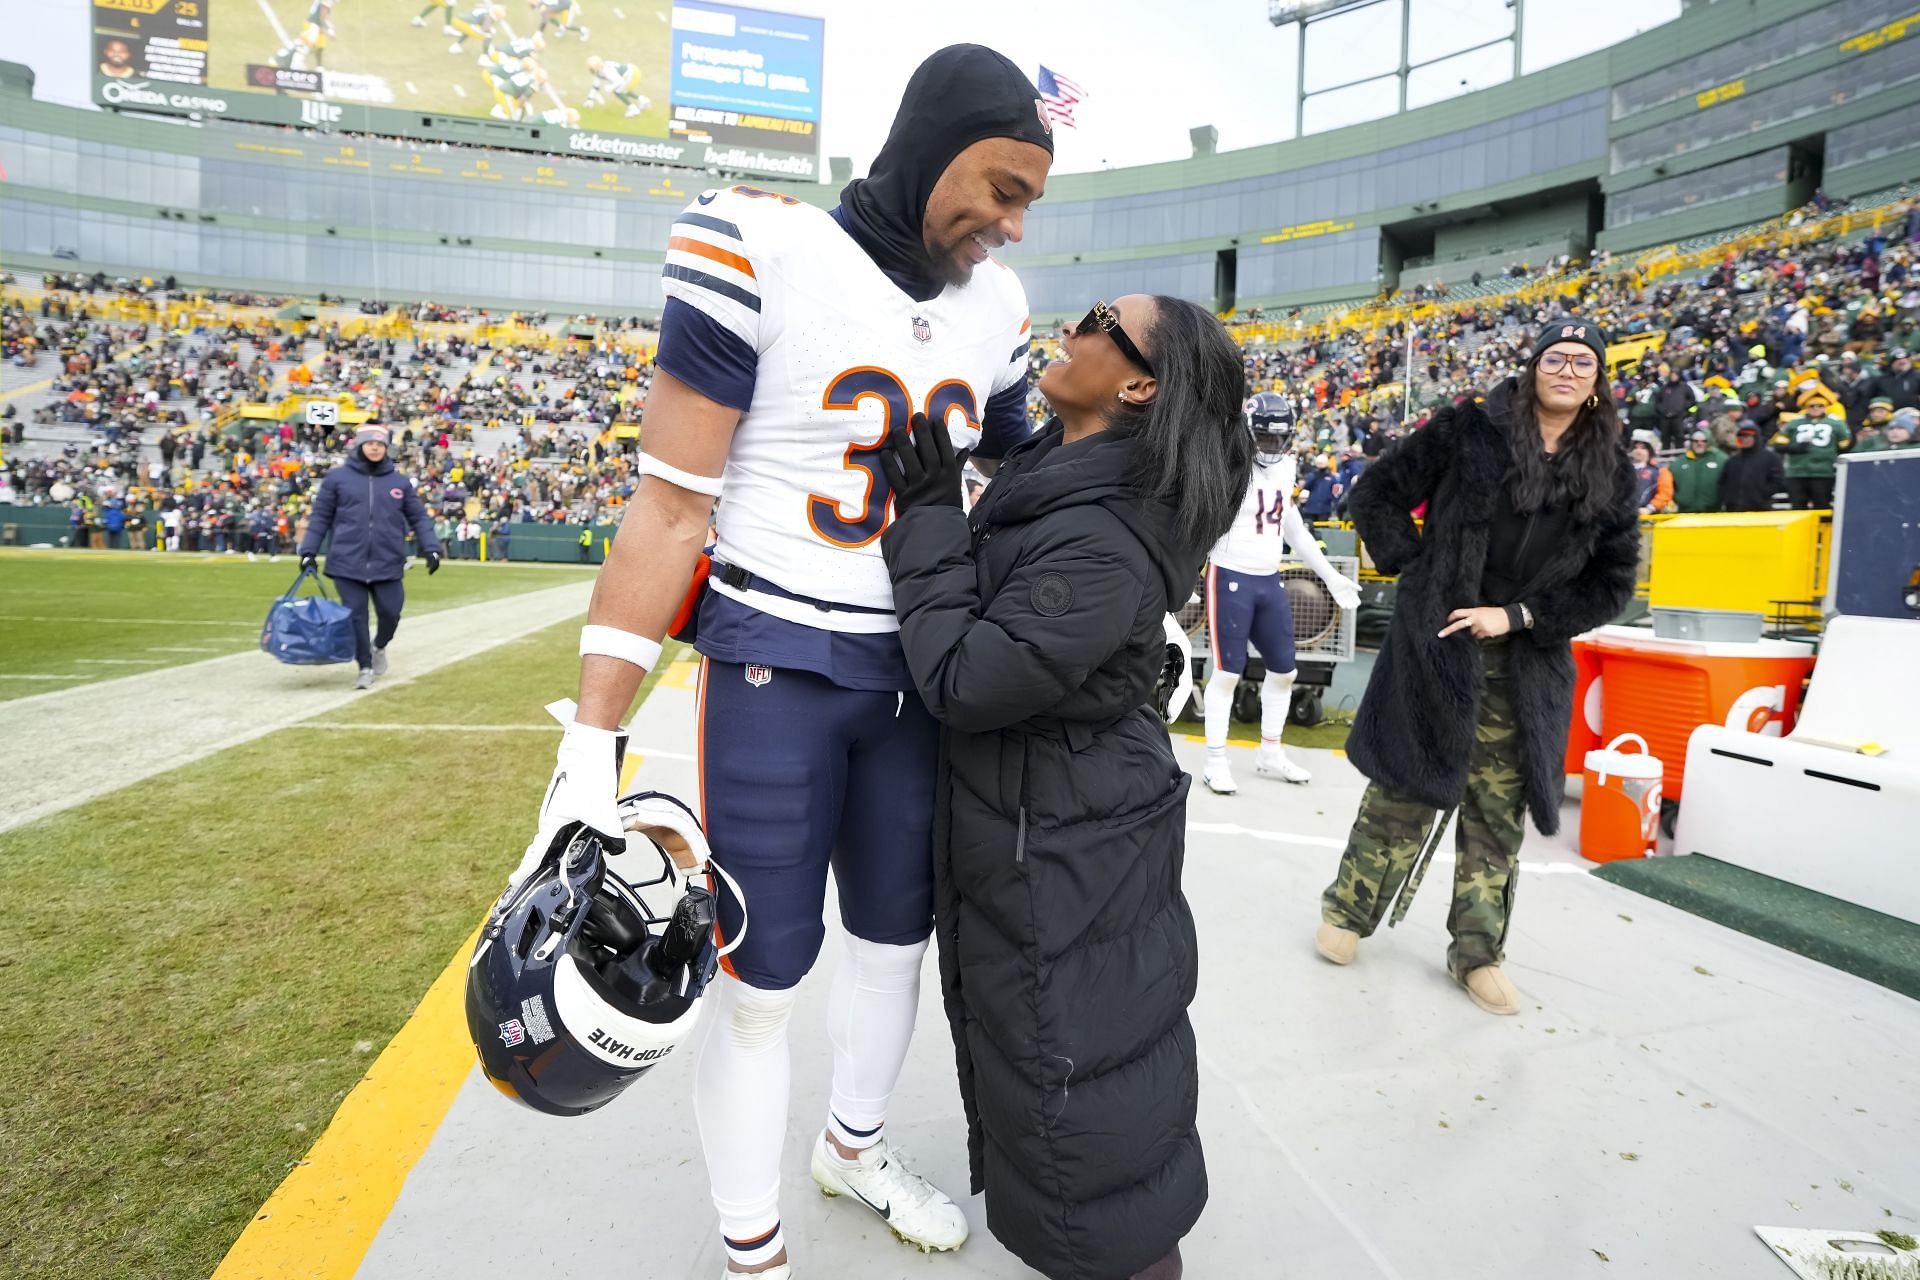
[1530,318,1609,365]
[838,45,1052,294]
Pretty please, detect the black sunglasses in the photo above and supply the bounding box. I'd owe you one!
[1076,300,1155,377]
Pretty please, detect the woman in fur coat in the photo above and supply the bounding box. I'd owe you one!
[1314,318,1641,1015]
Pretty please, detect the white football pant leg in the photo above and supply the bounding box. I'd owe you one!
[1261,668,1298,745]
[1203,667,1239,754]
[692,973,794,1269]
[826,933,926,1149]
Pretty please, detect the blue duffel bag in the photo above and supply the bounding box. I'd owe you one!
[260,566,356,665]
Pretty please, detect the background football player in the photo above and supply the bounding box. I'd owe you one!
[446,2,506,56]
[274,0,335,71]
[1200,391,1363,794]
[409,0,455,35]
[584,54,649,117]
[512,44,1054,1280]
[528,0,587,41]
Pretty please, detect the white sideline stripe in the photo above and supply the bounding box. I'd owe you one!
[75,658,166,665]
[0,580,594,833]
[254,0,292,48]
[1190,820,1588,876]
[16,616,258,627]
[0,674,69,681]
[291,723,697,760]
[150,645,231,653]
[1189,821,1344,850]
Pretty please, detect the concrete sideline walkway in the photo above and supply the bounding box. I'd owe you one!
[0,579,594,833]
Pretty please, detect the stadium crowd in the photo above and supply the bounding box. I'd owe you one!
[7,193,1919,554]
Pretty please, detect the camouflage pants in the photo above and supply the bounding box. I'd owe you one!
[1321,639,1528,979]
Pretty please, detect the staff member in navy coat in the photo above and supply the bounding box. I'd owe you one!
[299,424,443,688]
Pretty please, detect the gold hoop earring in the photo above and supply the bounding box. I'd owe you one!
[1585,393,1599,409]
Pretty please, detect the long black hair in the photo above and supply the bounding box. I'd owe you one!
[1108,296,1252,550]
[1502,363,1624,523]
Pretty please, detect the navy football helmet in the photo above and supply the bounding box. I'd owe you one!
[1246,391,1296,465]
[466,790,744,1116]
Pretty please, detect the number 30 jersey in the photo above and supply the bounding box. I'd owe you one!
[655,185,1033,629]
[1208,455,1298,576]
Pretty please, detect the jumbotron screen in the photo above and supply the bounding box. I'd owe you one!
[89,0,825,179]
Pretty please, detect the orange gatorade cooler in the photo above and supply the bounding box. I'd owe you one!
[1565,634,1604,774]
[1589,627,1816,801]
[1581,734,1663,863]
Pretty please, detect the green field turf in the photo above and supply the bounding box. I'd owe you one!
[205,0,672,136]
[0,610,685,1279]
[0,549,595,698]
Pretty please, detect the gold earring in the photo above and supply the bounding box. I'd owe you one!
[1585,393,1599,409]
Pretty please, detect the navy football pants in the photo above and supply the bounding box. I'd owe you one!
[1206,564,1296,676]
[697,659,937,991]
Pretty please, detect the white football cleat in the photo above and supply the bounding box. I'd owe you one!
[441,22,458,33]
[1201,759,1238,795]
[811,1132,968,1254]
[410,14,425,25]
[1254,744,1311,783]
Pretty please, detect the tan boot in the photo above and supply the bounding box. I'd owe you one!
[1314,922,1359,965]
[1462,964,1520,1015]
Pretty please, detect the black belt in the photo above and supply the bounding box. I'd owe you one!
[710,560,894,617]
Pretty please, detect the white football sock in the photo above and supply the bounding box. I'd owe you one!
[826,932,927,1152]
[1203,668,1240,754]
[1261,668,1298,748]
[692,973,795,1269]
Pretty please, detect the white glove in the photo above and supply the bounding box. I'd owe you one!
[1326,575,1363,611]
[508,708,626,892]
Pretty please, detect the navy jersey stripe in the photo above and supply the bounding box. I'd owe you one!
[663,264,761,313]
[1009,339,1032,365]
[977,380,1033,460]
[674,211,744,241]
[655,298,757,412]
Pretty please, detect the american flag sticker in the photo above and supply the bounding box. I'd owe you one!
[520,996,556,1045]
[499,1019,526,1047]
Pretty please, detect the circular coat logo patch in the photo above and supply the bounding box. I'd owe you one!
[1031,572,1073,617]
[390,487,405,499]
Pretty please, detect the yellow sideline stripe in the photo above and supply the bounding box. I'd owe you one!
[211,924,482,1280]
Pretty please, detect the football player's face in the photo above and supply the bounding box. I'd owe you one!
[104,40,131,69]
[1038,294,1157,414]
[922,137,1051,287]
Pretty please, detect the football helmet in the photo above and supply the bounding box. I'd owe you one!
[1246,391,1296,465]
[466,790,745,1116]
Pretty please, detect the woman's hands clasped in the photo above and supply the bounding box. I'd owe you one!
[1438,605,1513,639]
[881,412,972,513]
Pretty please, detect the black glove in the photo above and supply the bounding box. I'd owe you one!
[879,412,970,514]
[425,550,442,575]
[300,552,318,574]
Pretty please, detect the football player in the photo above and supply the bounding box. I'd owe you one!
[1200,391,1363,794]
[446,2,506,55]
[409,0,455,34]
[274,0,334,70]
[512,45,1053,1280]
[584,54,649,117]
[528,0,586,41]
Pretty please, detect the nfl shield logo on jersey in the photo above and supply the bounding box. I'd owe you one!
[745,664,773,687]
[912,315,932,345]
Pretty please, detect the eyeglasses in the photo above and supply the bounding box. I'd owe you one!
[1538,351,1598,376]
[1076,300,1155,377]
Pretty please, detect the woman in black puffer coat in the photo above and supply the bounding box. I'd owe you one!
[879,296,1252,1280]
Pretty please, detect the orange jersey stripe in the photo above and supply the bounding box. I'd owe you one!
[667,235,755,280]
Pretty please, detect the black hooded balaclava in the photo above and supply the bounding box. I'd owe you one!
[837,44,1054,301]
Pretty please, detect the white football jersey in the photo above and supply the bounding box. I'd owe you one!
[660,185,1031,630]
[1209,456,1296,576]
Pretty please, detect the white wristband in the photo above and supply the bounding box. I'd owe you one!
[579,624,662,672]
[636,452,725,497]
